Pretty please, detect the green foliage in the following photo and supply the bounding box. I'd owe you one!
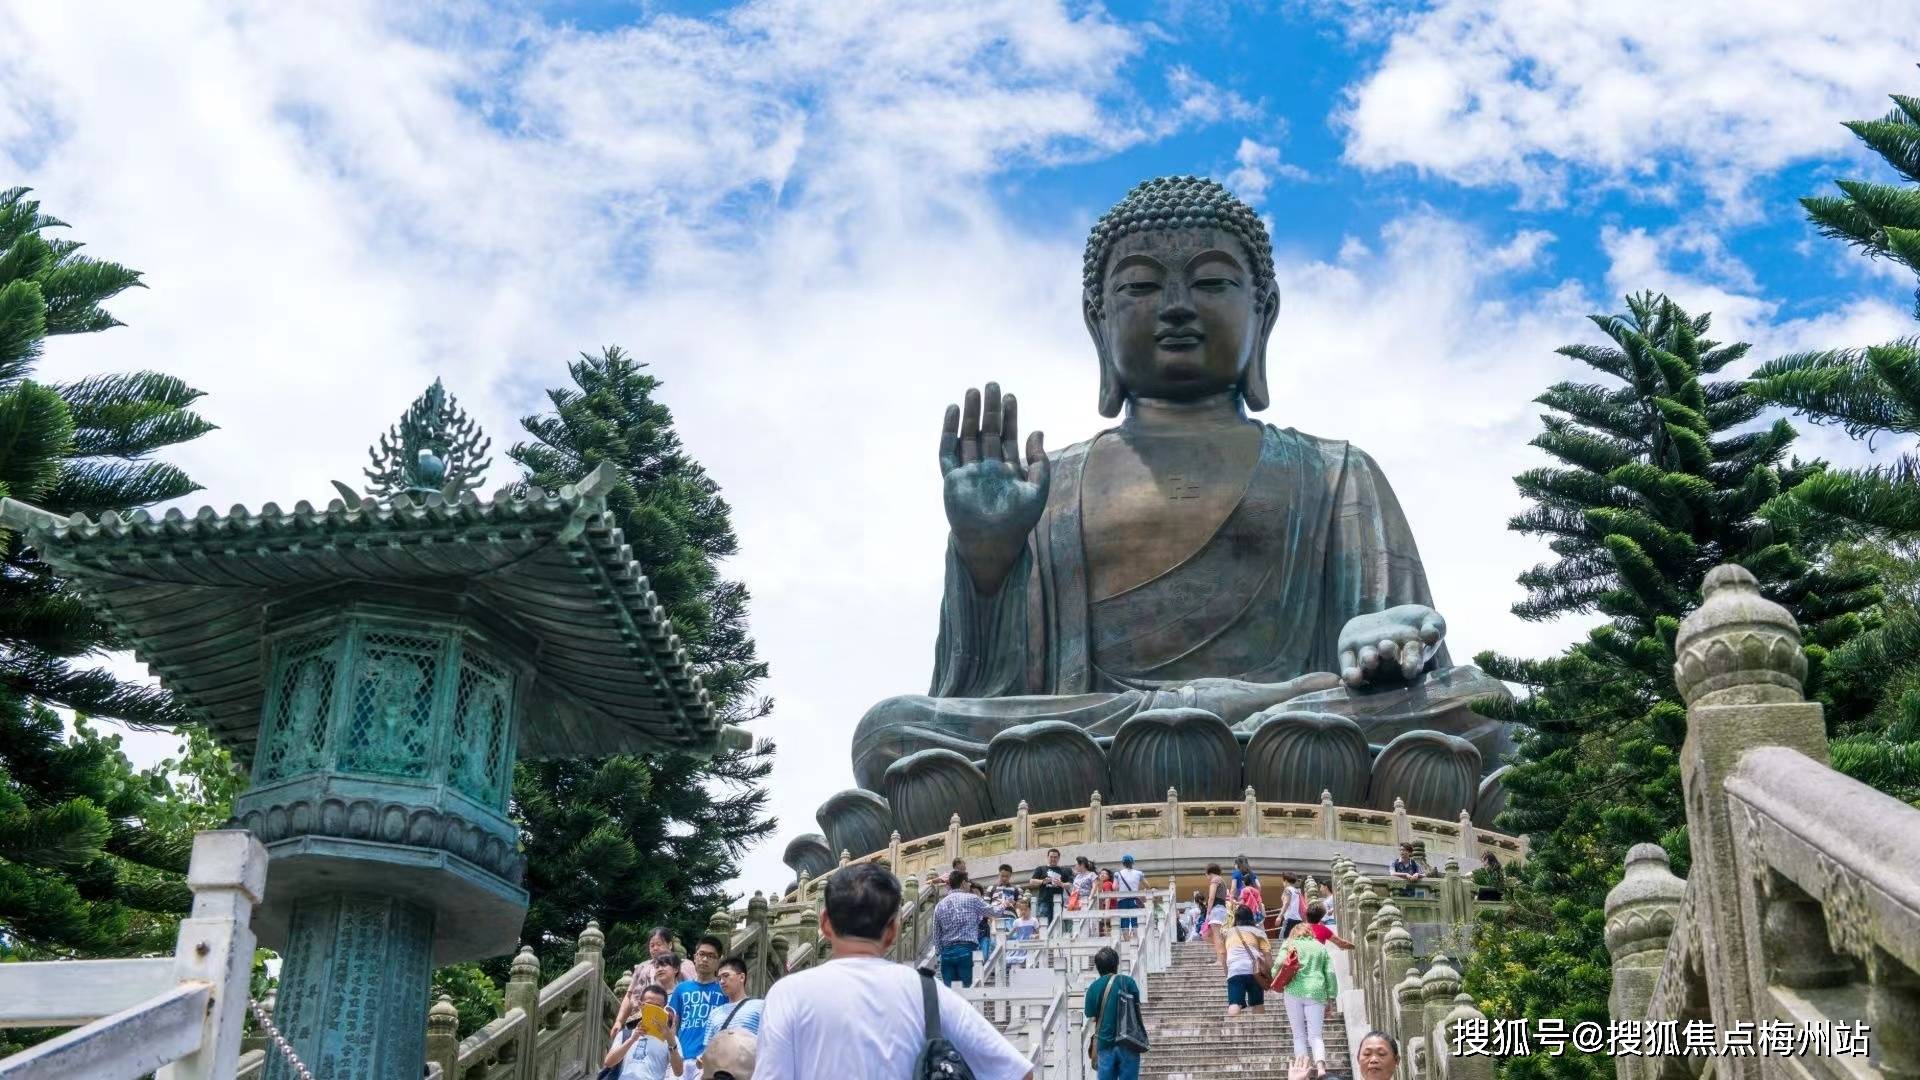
[0,188,213,728]
[433,962,507,1038]
[1466,294,1871,1080]
[483,346,774,995]
[0,190,218,993]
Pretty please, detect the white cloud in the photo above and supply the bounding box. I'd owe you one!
[1338,0,1920,207]
[1226,136,1309,202]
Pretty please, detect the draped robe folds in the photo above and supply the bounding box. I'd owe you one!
[851,424,1509,793]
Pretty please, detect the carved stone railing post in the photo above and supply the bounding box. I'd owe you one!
[1438,856,1461,927]
[744,895,772,994]
[946,813,963,863]
[1014,802,1030,850]
[1383,916,1414,1030]
[1244,786,1260,838]
[1089,790,1106,842]
[1441,994,1495,1080]
[888,830,902,875]
[576,920,607,1052]
[1604,844,1683,1080]
[1165,787,1180,840]
[1393,797,1412,846]
[1322,790,1338,840]
[1455,810,1477,866]
[426,995,460,1080]
[505,945,540,1019]
[1673,564,1827,1074]
[1394,971,1424,1080]
[1367,897,1397,1033]
[1420,955,1461,1050]
[839,848,852,868]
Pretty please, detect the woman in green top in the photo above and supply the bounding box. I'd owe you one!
[1276,922,1336,1076]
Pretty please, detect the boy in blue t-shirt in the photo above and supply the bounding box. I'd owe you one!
[665,935,730,1077]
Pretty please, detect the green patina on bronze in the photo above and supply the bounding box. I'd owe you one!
[0,381,745,1080]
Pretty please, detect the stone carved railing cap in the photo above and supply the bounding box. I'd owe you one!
[1673,564,1806,707]
[1604,843,1685,957]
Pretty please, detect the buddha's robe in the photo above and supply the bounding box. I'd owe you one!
[851,424,1507,792]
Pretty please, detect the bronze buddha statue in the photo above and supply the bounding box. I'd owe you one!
[812,177,1512,859]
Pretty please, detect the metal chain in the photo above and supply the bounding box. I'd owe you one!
[250,997,316,1080]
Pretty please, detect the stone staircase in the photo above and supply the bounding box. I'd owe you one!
[1139,939,1351,1080]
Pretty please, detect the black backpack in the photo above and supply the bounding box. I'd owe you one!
[915,967,978,1080]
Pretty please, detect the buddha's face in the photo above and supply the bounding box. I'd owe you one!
[1092,225,1274,407]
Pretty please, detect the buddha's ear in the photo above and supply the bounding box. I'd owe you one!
[1086,293,1125,418]
[1242,283,1281,413]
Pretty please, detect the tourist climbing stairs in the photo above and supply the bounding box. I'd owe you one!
[1137,938,1351,1080]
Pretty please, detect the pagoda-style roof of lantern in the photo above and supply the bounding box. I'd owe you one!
[0,462,745,763]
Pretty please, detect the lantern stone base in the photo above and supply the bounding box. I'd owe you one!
[266,892,436,1080]
[251,835,528,965]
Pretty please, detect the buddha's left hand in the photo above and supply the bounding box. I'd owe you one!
[1337,604,1445,688]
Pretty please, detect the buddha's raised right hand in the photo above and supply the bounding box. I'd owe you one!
[940,382,1049,595]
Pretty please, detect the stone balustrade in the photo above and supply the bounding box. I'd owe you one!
[770,788,1527,911]
[1600,564,1920,1079]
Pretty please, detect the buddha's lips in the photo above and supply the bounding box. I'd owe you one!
[1157,332,1204,349]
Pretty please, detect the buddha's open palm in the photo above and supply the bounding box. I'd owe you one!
[940,382,1049,594]
[1337,604,1446,688]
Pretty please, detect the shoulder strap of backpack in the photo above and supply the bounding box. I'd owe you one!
[919,967,944,1041]
[720,998,756,1032]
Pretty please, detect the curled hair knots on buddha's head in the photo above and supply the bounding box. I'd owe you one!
[1081,175,1276,319]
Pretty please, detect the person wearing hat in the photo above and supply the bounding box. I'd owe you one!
[701,1027,757,1080]
[1113,854,1145,943]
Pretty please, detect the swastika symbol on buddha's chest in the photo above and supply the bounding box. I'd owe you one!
[1166,474,1205,500]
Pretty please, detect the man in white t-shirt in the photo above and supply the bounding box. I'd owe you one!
[756,862,1033,1080]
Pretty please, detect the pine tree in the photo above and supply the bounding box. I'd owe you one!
[1748,81,1920,808]
[1463,294,1873,1080]
[505,346,774,981]
[0,187,217,1050]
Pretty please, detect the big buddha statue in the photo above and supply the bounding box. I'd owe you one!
[804,177,1514,866]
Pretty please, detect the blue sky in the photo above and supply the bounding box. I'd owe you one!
[4,0,1918,896]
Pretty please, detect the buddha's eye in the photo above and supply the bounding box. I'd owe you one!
[1193,276,1237,292]
[1115,280,1159,297]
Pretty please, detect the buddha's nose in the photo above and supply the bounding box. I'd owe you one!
[1159,282,1197,323]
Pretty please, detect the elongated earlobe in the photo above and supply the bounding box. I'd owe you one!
[1086,295,1126,418]
[1242,285,1280,413]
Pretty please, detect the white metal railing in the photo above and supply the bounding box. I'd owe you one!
[0,830,267,1080]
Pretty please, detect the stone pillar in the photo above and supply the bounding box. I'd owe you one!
[1244,785,1260,839]
[1356,884,1384,1022]
[575,920,606,1046]
[503,945,540,1020]
[425,996,459,1080]
[1321,790,1337,840]
[1455,810,1477,865]
[745,894,772,995]
[1014,802,1030,851]
[1393,797,1412,846]
[265,894,435,1080]
[1603,844,1684,1080]
[1672,565,1827,1075]
[1438,856,1461,927]
[889,830,903,875]
[1090,790,1105,842]
[1164,787,1179,840]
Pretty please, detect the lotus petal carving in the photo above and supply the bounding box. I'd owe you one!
[986,720,1108,816]
[816,788,893,861]
[884,748,992,841]
[782,833,836,880]
[1244,710,1369,804]
[1368,730,1480,818]
[1473,765,1510,827]
[1109,708,1239,803]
